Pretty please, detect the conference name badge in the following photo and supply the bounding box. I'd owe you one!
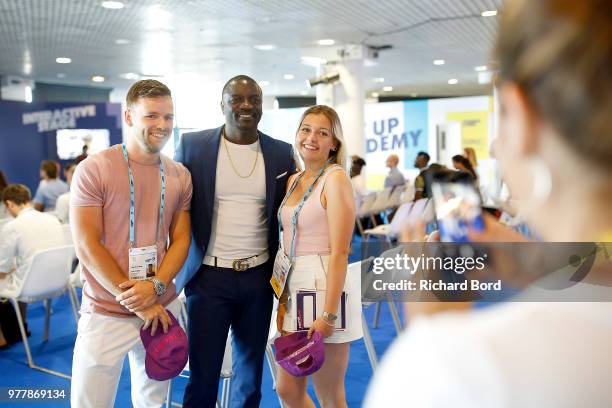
[129,245,157,280]
[271,249,292,299]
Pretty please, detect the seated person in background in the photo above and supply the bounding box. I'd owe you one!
[384,154,405,188]
[74,145,88,164]
[33,160,68,212]
[55,163,76,224]
[350,155,367,207]
[452,154,478,181]
[413,151,431,200]
[0,184,65,342]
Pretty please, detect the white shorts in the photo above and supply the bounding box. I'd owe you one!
[71,299,181,408]
[281,254,363,344]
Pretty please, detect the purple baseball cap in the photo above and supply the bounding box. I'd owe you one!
[140,310,188,381]
[274,331,325,377]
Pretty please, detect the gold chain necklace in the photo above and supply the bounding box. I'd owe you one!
[222,130,260,179]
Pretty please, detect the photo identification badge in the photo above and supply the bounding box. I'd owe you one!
[271,249,292,298]
[128,245,157,280]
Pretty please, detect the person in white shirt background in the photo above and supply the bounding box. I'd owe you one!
[0,184,64,346]
[365,0,612,406]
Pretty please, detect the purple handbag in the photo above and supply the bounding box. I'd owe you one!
[274,331,325,377]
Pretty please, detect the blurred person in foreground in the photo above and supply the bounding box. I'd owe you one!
[365,0,612,406]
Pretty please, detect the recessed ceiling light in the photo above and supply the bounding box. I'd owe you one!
[57,73,66,78]
[301,56,327,66]
[115,38,130,45]
[481,10,497,17]
[448,78,458,85]
[254,44,276,51]
[120,72,140,80]
[300,90,309,96]
[101,1,124,9]
[56,57,71,64]
[410,93,418,97]
[283,74,295,80]
[433,59,445,65]
[317,39,335,46]
[382,86,393,92]
[373,77,385,83]
[92,75,105,82]
[474,65,488,72]
[371,92,380,98]
[259,80,270,87]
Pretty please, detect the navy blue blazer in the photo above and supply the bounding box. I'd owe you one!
[174,126,296,290]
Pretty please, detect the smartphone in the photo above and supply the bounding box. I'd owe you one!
[431,174,484,242]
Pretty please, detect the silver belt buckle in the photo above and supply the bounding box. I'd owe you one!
[232,258,250,272]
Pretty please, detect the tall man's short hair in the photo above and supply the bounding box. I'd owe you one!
[1,184,31,205]
[126,79,172,107]
[221,75,261,97]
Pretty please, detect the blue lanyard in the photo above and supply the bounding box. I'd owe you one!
[121,144,166,248]
[277,162,331,259]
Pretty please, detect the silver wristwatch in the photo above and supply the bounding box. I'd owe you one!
[322,311,337,322]
[149,277,167,296]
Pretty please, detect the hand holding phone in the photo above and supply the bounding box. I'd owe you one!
[431,176,484,242]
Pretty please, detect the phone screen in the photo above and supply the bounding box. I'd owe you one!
[431,181,484,242]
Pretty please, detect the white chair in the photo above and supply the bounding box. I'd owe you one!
[356,192,377,235]
[370,200,431,330]
[351,259,380,372]
[62,224,73,245]
[166,293,234,408]
[386,185,406,211]
[367,187,394,221]
[8,245,79,379]
[400,182,415,204]
[363,201,414,243]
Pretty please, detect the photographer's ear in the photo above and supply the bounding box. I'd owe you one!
[499,82,540,157]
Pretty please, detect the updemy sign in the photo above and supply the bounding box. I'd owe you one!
[364,100,429,187]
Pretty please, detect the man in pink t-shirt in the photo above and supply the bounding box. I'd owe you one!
[69,79,192,408]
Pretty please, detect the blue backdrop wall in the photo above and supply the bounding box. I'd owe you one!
[0,100,122,193]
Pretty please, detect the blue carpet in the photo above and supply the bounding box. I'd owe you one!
[0,236,400,407]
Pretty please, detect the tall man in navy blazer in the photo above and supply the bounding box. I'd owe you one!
[175,75,295,407]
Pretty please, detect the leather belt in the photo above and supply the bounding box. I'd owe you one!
[203,251,269,271]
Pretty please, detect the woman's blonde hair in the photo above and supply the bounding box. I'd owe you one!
[495,0,612,169]
[295,105,348,170]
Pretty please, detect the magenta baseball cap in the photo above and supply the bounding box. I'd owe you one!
[140,310,188,381]
[274,331,325,377]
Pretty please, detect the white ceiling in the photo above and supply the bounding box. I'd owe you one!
[0,0,502,98]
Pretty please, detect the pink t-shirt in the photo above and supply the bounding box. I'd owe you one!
[71,145,193,317]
